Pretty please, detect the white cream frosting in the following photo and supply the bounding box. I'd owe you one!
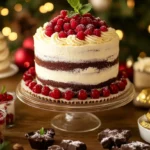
[35,63,119,85]
[134,57,150,73]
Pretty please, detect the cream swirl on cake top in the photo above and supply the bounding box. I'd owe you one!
[34,23,119,46]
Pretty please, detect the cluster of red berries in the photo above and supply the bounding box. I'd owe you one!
[45,10,108,40]
[0,92,13,102]
[23,67,128,101]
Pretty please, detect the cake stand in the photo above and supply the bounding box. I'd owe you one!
[16,81,135,133]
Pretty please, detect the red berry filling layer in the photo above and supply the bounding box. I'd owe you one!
[23,67,128,101]
[44,11,108,40]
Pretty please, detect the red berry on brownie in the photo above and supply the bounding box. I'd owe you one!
[78,89,87,100]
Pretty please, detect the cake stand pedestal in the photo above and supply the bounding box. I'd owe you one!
[16,82,135,133]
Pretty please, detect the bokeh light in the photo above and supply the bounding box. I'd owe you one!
[8,32,18,41]
[2,27,11,36]
[127,0,135,8]
[116,29,124,40]
[1,8,9,16]
[44,2,54,12]
[14,4,22,12]
[39,5,47,13]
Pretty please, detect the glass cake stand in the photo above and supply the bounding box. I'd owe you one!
[16,81,135,133]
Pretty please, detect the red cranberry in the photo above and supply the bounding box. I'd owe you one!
[78,89,87,100]
[64,90,74,100]
[99,20,107,26]
[41,86,50,96]
[93,20,99,28]
[45,29,54,37]
[75,24,85,32]
[46,22,54,29]
[52,16,60,25]
[7,94,13,101]
[93,29,101,37]
[86,24,94,30]
[73,14,81,20]
[64,17,70,23]
[84,28,93,35]
[32,84,42,94]
[102,87,110,97]
[109,83,119,94]
[63,23,71,31]
[83,13,93,18]
[25,80,32,86]
[0,94,4,101]
[67,29,75,35]
[121,78,127,85]
[60,10,67,17]
[54,25,62,32]
[80,17,92,25]
[28,67,35,76]
[91,89,100,99]
[23,74,33,81]
[28,81,37,90]
[76,31,85,40]
[100,26,108,32]
[49,88,61,99]
[58,31,67,38]
[117,81,126,91]
[70,19,78,29]
[57,18,64,26]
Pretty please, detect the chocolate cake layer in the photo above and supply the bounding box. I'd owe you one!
[35,56,119,71]
[36,76,117,91]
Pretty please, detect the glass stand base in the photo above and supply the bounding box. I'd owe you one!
[51,112,101,133]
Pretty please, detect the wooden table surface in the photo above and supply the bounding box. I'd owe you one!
[0,72,148,150]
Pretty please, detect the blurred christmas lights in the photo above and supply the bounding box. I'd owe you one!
[1,8,9,16]
[8,32,18,41]
[127,0,135,8]
[14,4,22,12]
[116,30,124,40]
[39,2,54,13]
[148,25,150,33]
[2,27,11,36]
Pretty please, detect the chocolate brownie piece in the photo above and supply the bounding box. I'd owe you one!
[98,129,131,149]
[60,140,87,150]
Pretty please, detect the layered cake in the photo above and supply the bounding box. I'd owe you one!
[0,32,10,72]
[134,57,150,89]
[21,5,130,104]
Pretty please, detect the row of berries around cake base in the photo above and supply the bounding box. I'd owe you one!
[23,67,128,101]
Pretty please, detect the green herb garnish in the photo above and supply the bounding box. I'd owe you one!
[0,142,11,150]
[0,86,6,94]
[67,0,92,17]
[39,127,45,135]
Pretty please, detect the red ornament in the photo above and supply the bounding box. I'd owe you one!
[23,37,34,50]
[14,47,34,70]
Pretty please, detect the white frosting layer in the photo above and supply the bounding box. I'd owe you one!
[134,57,150,73]
[35,63,119,85]
[34,24,119,63]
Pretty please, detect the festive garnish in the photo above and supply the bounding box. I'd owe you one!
[67,0,92,17]
[39,127,45,135]
[0,86,6,94]
[0,142,11,150]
